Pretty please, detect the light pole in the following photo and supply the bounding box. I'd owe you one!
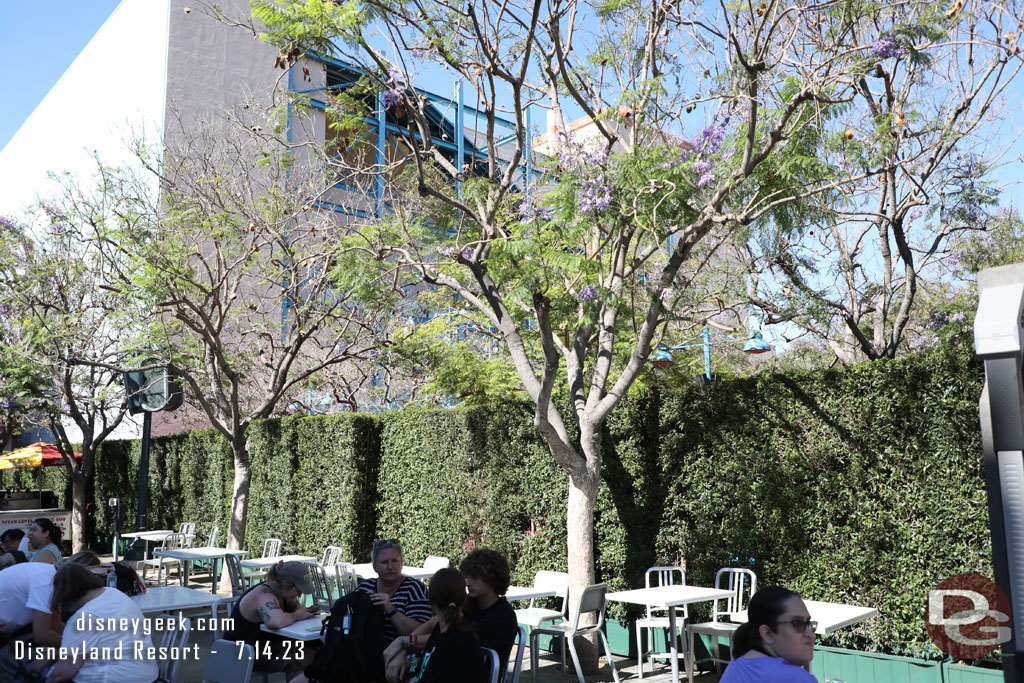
[650,327,772,380]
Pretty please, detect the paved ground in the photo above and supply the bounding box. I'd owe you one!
[109,557,725,682]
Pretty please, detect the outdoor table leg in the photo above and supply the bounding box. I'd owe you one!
[210,558,220,595]
[668,606,680,683]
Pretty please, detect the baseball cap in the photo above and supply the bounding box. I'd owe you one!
[276,561,316,594]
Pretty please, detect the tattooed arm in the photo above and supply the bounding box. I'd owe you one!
[256,586,317,629]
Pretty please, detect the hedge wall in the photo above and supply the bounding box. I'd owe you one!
[658,342,988,656]
[85,342,989,655]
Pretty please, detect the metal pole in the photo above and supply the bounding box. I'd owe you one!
[124,411,152,561]
[456,80,465,199]
[703,327,712,380]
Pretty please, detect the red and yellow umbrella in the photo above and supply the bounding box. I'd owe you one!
[0,442,82,470]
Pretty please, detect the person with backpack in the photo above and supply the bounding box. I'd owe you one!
[356,540,432,644]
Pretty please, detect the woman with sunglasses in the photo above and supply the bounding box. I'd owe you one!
[721,586,818,682]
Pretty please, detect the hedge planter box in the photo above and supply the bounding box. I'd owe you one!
[810,646,941,683]
[941,662,1003,682]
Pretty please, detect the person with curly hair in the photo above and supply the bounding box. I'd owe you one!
[385,548,518,682]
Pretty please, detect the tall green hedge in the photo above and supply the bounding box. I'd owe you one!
[86,343,989,654]
[658,342,988,655]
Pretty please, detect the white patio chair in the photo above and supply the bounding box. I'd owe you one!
[321,545,342,567]
[423,555,450,573]
[142,532,185,587]
[636,566,687,679]
[514,570,569,631]
[687,567,757,675]
[192,525,220,578]
[529,582,620,683]
[178,522,196,548]
[482,646,501,683]
[308,562,334,609]
[153,615,191,683]
[222,553,248,597]
[333,561,359,596]
[203,639,254,682]
[245,537,282,585]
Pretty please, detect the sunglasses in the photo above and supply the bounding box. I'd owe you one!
[776,617,818,634]
[374,538,400,547]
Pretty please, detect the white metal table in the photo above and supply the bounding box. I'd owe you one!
[606,585,733,683]
[504,586,557,602]
[241,554,318,569]
[352,563,433,581]
[731,599,879,634]
[131,585,227,615]
[260,615,327,641]
[153,547,250,594]
[121,530,194,559]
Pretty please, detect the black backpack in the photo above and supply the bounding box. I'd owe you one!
[107,561,146,596]
[305,590,385,683]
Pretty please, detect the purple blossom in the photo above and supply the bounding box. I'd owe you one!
[462,247,474,260]
[659,288,674,301]
[871,35,905,59]
[389,68,405,83]
[518,197,553,225]
[50,222,67,234]
[694,158,713,175]
[382,89,404,108]
[697,172,715,188]
[908,209,923,222]
[694,125,725,155]
[950,312,966,323]
[411,48,427,59]
[0,304,10,316]
[0,216,14,232]
[579,177,612,214]
[0,396,15,410]
[437,246,457,258]
[925,310,949,330]
[579,285,598,302]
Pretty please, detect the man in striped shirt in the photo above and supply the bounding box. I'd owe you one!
[356,539,432,643]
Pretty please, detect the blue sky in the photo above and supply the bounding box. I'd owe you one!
[0,1,123,151]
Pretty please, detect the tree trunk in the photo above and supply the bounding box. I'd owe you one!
[71,473,87,553]
[565,422,603,674]
[227,436,251,551]
[221,435,252,593]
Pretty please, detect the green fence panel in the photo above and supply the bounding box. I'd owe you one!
[941,662,1003,683]
[811,646,942,683]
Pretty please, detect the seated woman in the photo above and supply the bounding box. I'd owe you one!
[0,551,101,682]
[222,560,320,677]
[720,586,818,683]
[44,562,159,683]
[356,540,432,644]
[26,520,63,565]
[411,568,482,682]
[385,549,517,682]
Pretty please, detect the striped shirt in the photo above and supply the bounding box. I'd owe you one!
[356,576,432,642]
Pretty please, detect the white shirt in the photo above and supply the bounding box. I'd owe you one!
[61,587,160,683]
[0,562,55,632]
